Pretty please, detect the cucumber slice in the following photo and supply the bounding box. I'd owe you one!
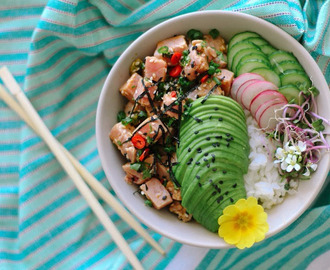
[236,59,270,76]
[269,50,299,67]
[250,67,281,87]
[259,44,277,55]
[280,69,311,89]
[227,41,260,70]
[245,37,269,47]
[233,52,269,74]
[231,48,264,74]
[273,60,304,75]
[228,31,261,49]
[278,84,305,105]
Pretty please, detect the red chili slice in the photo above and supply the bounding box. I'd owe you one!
[131,134,146,149]
[139,148,150,161]
[170,52,182,65]
[200,74,209,83]
[169,65,182,77]
[170,91,177,97]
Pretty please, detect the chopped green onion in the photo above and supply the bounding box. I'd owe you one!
[144,200,153,207]
[117,111,126,122]
[130,163,141,171]
[187,29,203,40]
[157,46,170,54]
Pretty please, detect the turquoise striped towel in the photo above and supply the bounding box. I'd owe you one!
[0,0,329,269]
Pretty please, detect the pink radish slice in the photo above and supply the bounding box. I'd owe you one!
[258,102,287,130]
[231,73,265,100]
[240,81,278,109]
[255,99,285,124]
[250,90,287,117]
[236,79,261,105]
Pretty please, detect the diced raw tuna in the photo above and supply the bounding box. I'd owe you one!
[140,178,173,209]
[162,92,183,119]
[120,73,142,101]
[216,69,234,96]
[187,80,223,100]
[133,80,157,107]
[134,116,166,143]
[154,35,188,60]
[183,50,209,81]
[109,122,136,162]
[204,34,226,53]
[122,155,154,185]
[156,162,170,182]
[144,56,167,82]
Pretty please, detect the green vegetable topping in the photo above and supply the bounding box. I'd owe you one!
[187,29,203,40]
[158,46,170,55]
[144,200,153,207]
[209,29,220,39]
[312,119,325,132]
[117,111,126,122]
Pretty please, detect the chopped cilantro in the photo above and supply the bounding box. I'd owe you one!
[130,163,141,171]
[144,200,153,207]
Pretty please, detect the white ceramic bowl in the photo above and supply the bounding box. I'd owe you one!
[96,11,330,248]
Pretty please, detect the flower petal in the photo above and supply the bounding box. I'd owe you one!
[218,222,241,244]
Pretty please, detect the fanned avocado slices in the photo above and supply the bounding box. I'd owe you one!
[174,95,250,232]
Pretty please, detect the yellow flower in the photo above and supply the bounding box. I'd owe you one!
[218,197,269,249]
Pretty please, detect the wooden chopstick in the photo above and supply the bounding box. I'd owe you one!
[0,82,165,256]
[0,67,149,270]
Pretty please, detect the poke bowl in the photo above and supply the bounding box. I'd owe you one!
[96,11,330,249]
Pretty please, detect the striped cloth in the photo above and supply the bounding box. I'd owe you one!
[0,0,329,269]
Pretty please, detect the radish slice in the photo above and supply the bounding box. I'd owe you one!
[250,90,287,117]
[255,99,285,124]
[258,102,287,130]
[231,73,265,100]
[240,81,278,109]
[236,79,261,105]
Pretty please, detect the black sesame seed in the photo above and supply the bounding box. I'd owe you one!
[191,61,195,68]
[209,116,212,119]
[209,179,213,183]
[217,142,220,147]
[226,143,230,147]
[226,138,231,142]
[198,183,202,187]
[188,148,191,152]
[194,71,198,75]
[218,118,223,121]
[195,161,200,165]
[206,163,210,168]
[233,183,237,188]
[212,168,217,172]
[203,158,208,162]
[194,131,199,135]
[204,153,209,156]
[212,143,217,147]
[145,184,148,191]
[225,191,229,195]
[206,137,210,141]
[217,196,224,203]
[211,154,215,163]
[226,133,230,137]
[230,198,234,203]
[215,135,222,139]
[192,45,197,50]
[194,117,202,123]
[197,148,202,153]
[223,170,227,174]
[219,180,223,184]
[214,107,219,111]
[196,175,200,179]
[212,191,217,196]
[162,195,167,200]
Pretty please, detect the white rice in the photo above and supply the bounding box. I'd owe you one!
[244,111,299,209]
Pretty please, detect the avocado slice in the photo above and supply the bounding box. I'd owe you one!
[174,95,250,233]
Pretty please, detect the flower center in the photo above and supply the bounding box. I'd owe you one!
[234,211,252,230]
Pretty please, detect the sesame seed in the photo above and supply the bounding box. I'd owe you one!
[206,137,211,141]
[212,168,217,172]
[198,183,202,187]
[215,135,222,139]
[196,175,200,179]
[233,183,237,188]
[218,118,223,121]
[226,133,230,137]
[206,163,210,168]
[204,153,209,156]
[194,131,199,134]
[195,161,200,165]
[214,107,219,111]
[219,180,223,184]
[230,198,234,203]
[188,148,191,152]
[223,170,227,174]
[162,195,167,200]
[203,158,208,162]
[212,191,217,196]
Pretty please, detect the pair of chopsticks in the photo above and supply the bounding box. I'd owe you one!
[0,66,165,270]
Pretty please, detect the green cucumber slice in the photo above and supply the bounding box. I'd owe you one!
[269,50,299,67]
[228,31,261,49]
[236,59,270,76]
[250,67,281,87]
[227,41,260,70]
[278,84,305,105]
[259,44,277,55]
[280,69,311,89]
[273,60,304,75]
[233,52,269,74]
[231,48,264,74]
[245,37,269,47]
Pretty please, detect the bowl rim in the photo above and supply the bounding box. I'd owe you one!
[96,10,330,248]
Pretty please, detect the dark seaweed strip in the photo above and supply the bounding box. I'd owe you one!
[141,79,158,114]
[201,84,219,104]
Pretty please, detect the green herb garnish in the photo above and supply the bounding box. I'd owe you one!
[187,29,203,40]
[117,111,126,122]
[209,29,219,39]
